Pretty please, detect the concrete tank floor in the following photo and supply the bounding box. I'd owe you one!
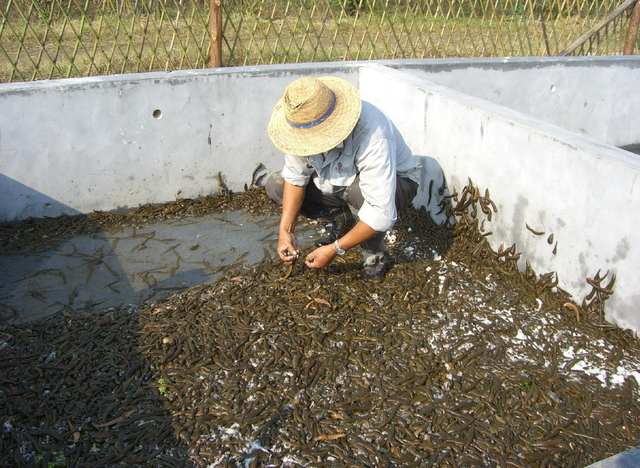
[0,211,320,324]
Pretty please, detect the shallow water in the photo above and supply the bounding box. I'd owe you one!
[0,211,319,323]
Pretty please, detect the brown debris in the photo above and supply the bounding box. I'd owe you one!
[1,182,639,467]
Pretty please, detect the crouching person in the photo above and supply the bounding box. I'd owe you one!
[265,76,421,280]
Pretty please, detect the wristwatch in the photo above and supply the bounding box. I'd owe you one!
[333,239,346,256]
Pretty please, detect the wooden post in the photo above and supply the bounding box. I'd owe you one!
[210,0,222,68]
[623,0,640,55]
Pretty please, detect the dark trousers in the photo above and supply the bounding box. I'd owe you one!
[265,172,418,214]
[265,171,419,274]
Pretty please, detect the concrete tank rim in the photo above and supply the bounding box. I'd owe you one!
[1,56,639,95]
[0,61,365,93]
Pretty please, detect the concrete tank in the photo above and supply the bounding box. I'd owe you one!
[1,56,639,335]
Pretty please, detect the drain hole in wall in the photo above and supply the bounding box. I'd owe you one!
[153,109,162,119]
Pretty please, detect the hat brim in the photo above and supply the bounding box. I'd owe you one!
[268,77,362,157]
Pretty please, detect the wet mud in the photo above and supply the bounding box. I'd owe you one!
[1,182,639,467]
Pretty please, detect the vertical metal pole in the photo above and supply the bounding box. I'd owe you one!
[210,0,222,68]
[623,0,640,55]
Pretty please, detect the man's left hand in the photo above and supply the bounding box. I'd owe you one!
[305,244,337,269]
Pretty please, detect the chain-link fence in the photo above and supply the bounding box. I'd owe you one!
[1,0,639,83]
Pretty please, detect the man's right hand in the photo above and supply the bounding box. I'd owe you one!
[278,232,300,264]
[277,181,305,265]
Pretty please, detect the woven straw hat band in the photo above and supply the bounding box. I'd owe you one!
[283,77,335,128]
[268,76,361,156]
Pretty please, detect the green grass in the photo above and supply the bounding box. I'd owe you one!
[0,1,631,83]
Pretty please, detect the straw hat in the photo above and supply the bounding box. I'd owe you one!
[268,76,362,157]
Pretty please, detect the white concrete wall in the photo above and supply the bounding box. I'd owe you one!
[360,64,640,334]
[0,63,360,221]
[387,57,640,150]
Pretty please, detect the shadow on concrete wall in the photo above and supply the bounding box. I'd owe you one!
[0,173,85,223]
[413,155,454,227]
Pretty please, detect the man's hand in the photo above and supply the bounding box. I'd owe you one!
[305,244,337,269]
[277,182,305,265]
[278,232,300,264]
[304,221,380,270]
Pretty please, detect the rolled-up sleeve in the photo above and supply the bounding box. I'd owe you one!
[356,138,397,232]
[281,154,314,187]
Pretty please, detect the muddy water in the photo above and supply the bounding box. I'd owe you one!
[0,210,320,324]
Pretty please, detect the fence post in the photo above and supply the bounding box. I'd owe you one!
[210,0,222,68]
[558,0,638,56]
[623,0,640,55]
